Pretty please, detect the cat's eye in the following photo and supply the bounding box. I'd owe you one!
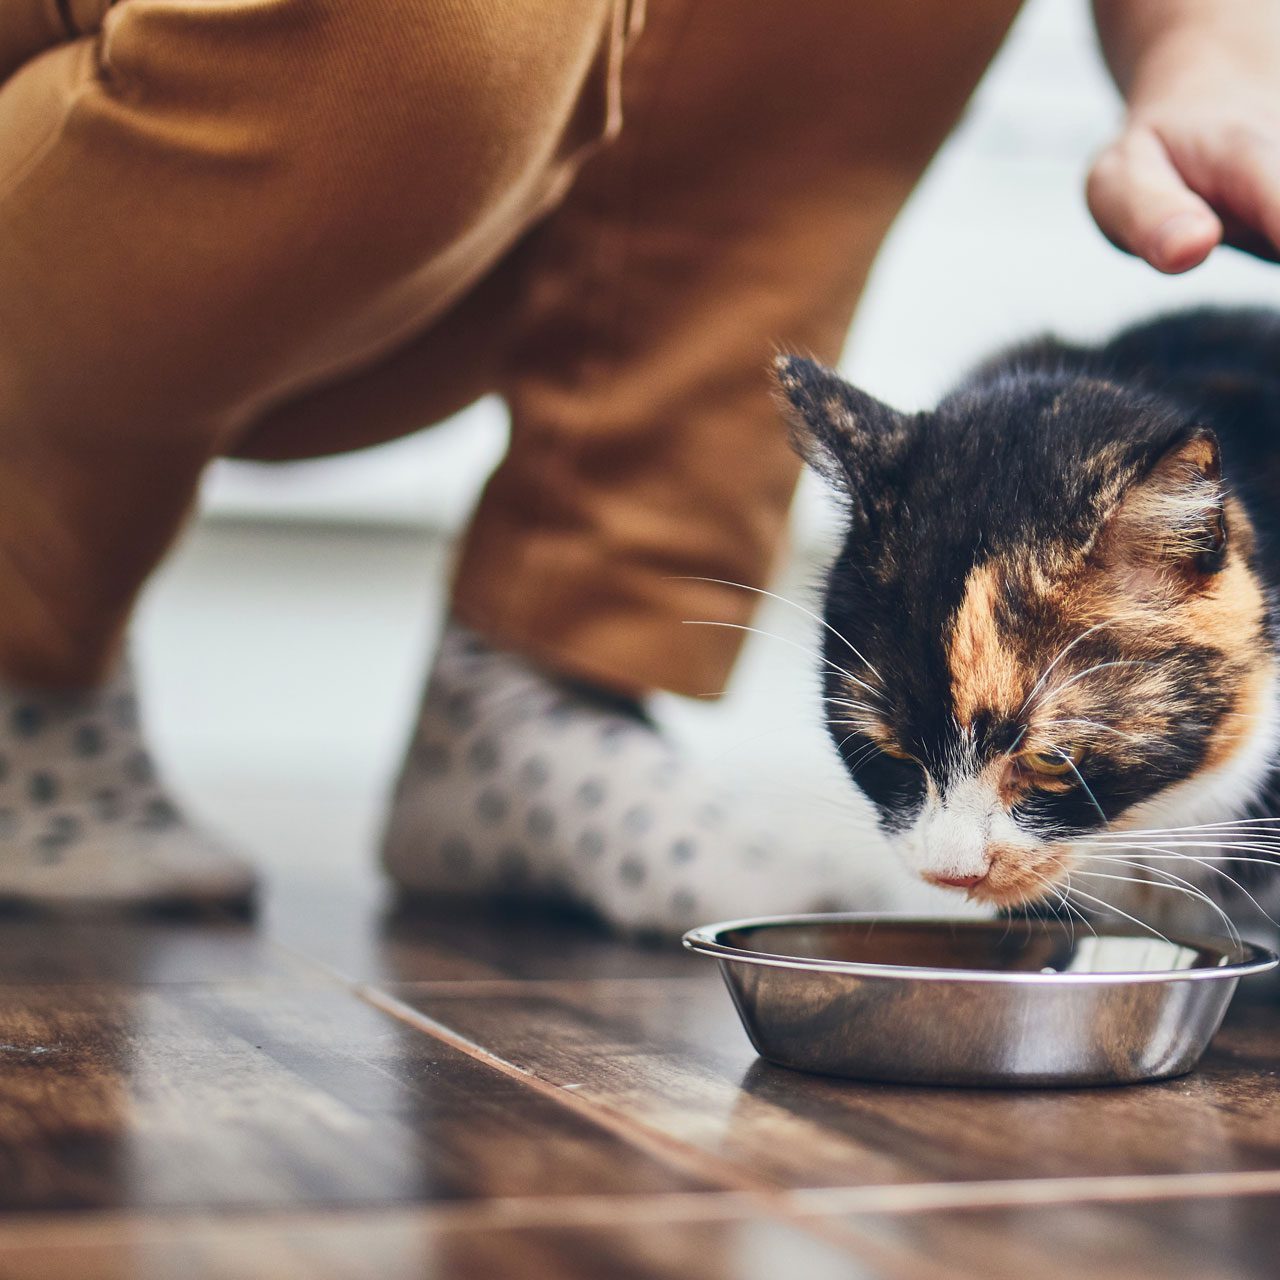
[1018,746,1083,778]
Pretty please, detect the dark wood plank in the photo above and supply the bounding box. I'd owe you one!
[269,890,701,984]
[0,915,314,985]
[0,979,714,1211]
[397,974,1280,1192]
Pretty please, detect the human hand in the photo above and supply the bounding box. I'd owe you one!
[1088,2,1280,273]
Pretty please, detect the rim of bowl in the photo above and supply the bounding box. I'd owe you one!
[681,912,1280,985]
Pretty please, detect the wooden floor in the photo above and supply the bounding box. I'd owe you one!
[2,892,1278,1280]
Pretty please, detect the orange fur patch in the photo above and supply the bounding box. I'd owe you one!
[945,492,1269,795]
[983,843,1065,903]
[947,562,1024,726]
[1192,546,1272,773]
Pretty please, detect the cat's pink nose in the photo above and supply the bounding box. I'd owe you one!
[929,873,986,890]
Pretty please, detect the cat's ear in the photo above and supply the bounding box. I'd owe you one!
[1105,428,1227,575]
[773,356,907,496]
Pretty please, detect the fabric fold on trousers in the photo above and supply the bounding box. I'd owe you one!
[0,0,629,685]
[0,0,1018,694]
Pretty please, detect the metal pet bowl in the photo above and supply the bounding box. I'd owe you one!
[683,914,1278,1087]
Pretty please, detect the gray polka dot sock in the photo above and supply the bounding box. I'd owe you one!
[0,658,256,910]
[381,621,866,934]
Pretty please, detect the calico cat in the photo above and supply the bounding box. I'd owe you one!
[777,308,1280,936]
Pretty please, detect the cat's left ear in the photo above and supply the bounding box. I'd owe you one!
[1105,428,1227,575]
[773,356,908,498]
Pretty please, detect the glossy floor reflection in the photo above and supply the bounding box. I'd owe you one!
[0,897,1276,1278]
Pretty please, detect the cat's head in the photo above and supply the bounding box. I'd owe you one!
[776,354,1278,909]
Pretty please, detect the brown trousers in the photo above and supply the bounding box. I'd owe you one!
[0,0,1020,695]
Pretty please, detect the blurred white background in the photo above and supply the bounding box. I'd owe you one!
[136,0,1280,917]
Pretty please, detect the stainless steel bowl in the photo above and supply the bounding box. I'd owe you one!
[683,914,1278,1087]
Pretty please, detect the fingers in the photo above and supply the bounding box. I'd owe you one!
[1211,128,1280,263]
[1087,124,1223,273]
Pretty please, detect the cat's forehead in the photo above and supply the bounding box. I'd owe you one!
[890,397,1140,552]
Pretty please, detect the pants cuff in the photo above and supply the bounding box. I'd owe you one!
[450,516,782,699]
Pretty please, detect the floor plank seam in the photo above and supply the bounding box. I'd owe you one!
[779,1170,1280,1215]
[348,983,891,1262]
[0,1194,781,1244]
[383,977,710,997]
[5,1171,1280,1249]
[265,935,406,992]
[350,983,775,1199]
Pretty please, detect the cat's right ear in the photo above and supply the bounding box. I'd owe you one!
[773,356,907,498]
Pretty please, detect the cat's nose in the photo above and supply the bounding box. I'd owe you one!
[928,872,986,890]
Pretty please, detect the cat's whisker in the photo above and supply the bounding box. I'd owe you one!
[1022,866,1077,943]
[1096,846,1280,863]
[823,724,873,742]
[1056,891,1094,942]
[1040,895,1070,944]
[1082,836,1280,850]
[1099,816,1280,830]
[1016,618,1123,717]
[1036,717,1144,744]
[1077,836,1280,857]
[1115,838,1265,863]
[828,727,886,776]
[1075,844,1280,867]
[825,723,880,740]
[681,619,884,702]
[1037,886,1072,944]
[1063,756,1109,827]
[1079,831,1280,876]
[1081,833,1280,849]
[824,697,881,720]
[1038,658,1165,708]
[847,745,889,784]
[1078,849,1279,929]
[1058,875,1099,938]
[672,577,885,685]
[841,737,881,765]
[1082,824,1280,839]
[1073,871,1241,947]
[1071,857,1243,944]
[1057,883,1173,947]
[833,728,870,758]
[1085,816,1280,836]
[824,706,885,727]
[825,692,880,709]
[1089,847,1280,866]
[995,908,1016,946]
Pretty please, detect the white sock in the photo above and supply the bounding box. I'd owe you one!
[381,622,886,934]
[0,658,256,910]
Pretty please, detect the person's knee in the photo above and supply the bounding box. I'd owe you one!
[100,0,615,252]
